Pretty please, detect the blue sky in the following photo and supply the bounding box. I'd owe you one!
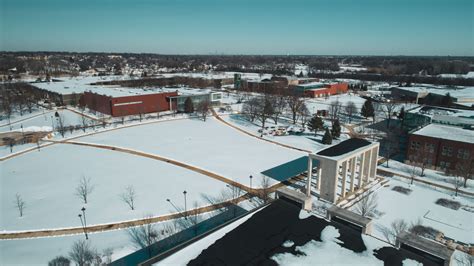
[0,0,472,55]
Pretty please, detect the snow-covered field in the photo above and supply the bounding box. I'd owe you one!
[304,94,367,112]
[0,109,92,133]
[79,117,305,187]
[366,179,473,244]
[1,143,229,231]
[0,229,133,265]
[380,160,474,192]
[220,113,335,152]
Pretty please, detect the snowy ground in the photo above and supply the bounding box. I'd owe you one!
[220,113,336,152]
[304,93,367,113]
[380,159,474,192]
[272,226,387,266]
[0,228,133,265]
[364,179,473,244]
[0,107,48,127]
[79,117,305,187]
[1,143,229,231]
[0,109,92,133]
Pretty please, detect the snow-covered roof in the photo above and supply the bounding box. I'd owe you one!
[31,75,219,98]
[408,106,474,118]
[394,86,474,101]
[412,124,474,143]
[296,82,325,88]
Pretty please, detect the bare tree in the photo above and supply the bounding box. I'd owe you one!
[56,114,66,137]
[328,100,342,125]
[453,158,474,188]
[257,175,272,204]
[256,96,274,135]
[298,103,310,128]
[410,144,431,177]
[242,97,260,123]
[353,192,378,218]
[80,112,88,132]
[196,100,210,121]
[380,100,399,128]
[120,185,136,210]
[68,240,95,266]
[383,132,400,168]
[14,193,26,217]
[269,94,287,124]
[345,101,358,124]
[286,91,305,124]
[453,175,463,197]
[407,163,418,185]
[127,217,159,258]
[379,219,408,245]
[75,176,94,204]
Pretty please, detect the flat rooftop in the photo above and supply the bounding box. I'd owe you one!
[156,200,439,265]
[31,76,216,98]
[395,86,474,100]
[411,124,474,143]
[317,138,372,157]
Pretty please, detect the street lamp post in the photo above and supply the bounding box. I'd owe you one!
[81,207,88,240]
[183,190,187,219]
[249,175,253,190]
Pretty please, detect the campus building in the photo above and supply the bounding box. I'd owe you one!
[291,82,349,98]
[80,91,178,116]
[407,124,474,171]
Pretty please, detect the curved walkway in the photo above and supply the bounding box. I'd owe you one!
[211,110,311,153]
[0,115,193,161]
[57,140,254,193]
[0,194,249,240]
[1,137,298,240]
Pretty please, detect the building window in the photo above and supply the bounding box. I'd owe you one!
[441,146,452,157]
[410,141,420,150]
[457,149,470,159]
[424,143,435,153]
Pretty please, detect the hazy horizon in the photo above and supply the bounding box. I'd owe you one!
[1,0,473,56]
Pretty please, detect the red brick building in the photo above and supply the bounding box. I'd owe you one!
[290,82,349,98]
[80,91,178,117]
[407,124,474,171]
[303,83,349,98]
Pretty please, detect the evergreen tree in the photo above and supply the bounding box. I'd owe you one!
[298,71,304,77]
[307,115,324,136]
[398,106,405,120]
[322,128,333,144]
[331,119,341,138]
[361,99,375,119]
[184,97,194,113]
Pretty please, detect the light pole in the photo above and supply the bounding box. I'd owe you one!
[21,124,24,143]
[81,207,88,240]
[249,175,253,190]
[183,190,187,219]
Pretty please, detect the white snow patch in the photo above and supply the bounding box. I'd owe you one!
[299,210,312,220]
[271,226,383,265]
[282,240,295,248]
